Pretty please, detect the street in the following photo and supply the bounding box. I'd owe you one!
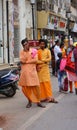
[0,0,77,129]
[0,73,77,130]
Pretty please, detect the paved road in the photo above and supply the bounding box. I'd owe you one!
[24,92,77,130]
[0,72,77,130]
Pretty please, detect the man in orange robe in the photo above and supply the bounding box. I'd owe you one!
[19,38,45,108]
[37,39,58,103]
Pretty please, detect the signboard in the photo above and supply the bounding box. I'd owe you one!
[46,15,59,30]
[28,40,39,47]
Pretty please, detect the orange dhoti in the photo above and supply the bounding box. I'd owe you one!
[40,81,53,100]
[22,86,40,103]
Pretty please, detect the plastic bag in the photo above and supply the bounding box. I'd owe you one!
[60,58,67,71]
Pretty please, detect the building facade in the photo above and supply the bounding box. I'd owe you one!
[0,0,77,65]
[70,0,77,41]
[36,0,67,45]
[0,0,32,65]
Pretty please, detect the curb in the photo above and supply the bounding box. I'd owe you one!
[0,64,17,70]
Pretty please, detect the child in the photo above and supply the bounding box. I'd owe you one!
[56,52,65,92]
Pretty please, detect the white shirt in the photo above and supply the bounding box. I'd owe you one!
[54,45,61,61]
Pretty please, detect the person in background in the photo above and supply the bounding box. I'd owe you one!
[50,45,55,75]
[37,39,58,103]
[73,43,77,75]
[18,38,45,108]
[61,34,65,44]
[66,42,73,55]
[54,40,61,76]
[56,52,65,92]
[54,40,61,61]
[60,43,66,58]
[73,43,77,94]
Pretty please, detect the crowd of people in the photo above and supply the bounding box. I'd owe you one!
[18,37,77,108]
[50,39,77,94]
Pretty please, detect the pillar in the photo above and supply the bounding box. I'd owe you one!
[8,0,14,64]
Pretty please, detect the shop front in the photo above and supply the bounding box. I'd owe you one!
[37,11,67,46]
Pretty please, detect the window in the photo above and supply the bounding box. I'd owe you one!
[37,0,50,11]
[42,0,45,10]
[37,0,42,11]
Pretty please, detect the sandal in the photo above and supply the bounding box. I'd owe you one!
[26,102,32,108]
[37,103,46,108]
[41,99,47,102]
[47,99,58,103]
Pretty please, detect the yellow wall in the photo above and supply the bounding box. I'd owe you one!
[37,11,49,28]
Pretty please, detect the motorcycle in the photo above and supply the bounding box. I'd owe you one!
[17,61,21,76]
[0,68,19,97]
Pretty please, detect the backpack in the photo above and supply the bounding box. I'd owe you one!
[60,58,67,71]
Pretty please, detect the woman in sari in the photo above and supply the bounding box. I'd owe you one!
[19,38,45,108]
[37,39,58,103]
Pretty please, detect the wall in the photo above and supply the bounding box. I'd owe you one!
[19,0,32,42]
